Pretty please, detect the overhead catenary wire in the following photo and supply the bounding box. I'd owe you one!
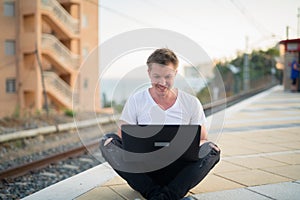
[229,0,275,37]
[85,0,282,44]
[84,0,153,27]
[86,0,278,37]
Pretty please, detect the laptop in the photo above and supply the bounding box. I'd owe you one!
[121,124,201,162]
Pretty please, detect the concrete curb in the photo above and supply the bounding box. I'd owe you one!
[22,162,117,200]
[0,114,120,143]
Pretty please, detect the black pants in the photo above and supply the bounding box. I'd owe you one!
[99,133,220,200]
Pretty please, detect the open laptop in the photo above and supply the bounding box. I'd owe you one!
[121,124,201,162]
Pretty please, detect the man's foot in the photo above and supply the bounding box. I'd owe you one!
[149,193,168,200]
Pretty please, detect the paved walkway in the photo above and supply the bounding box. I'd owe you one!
[24,86,300,200]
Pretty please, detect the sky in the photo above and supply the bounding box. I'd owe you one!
[94,0,299,102]
[98,0,299,60]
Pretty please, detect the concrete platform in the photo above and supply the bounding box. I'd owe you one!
[23,86,300,200]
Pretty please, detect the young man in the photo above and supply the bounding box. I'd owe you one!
[100,48,220,200]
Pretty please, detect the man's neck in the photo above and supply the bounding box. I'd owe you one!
[149,88,178,110]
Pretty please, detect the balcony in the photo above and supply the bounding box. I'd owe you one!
[41,34,80,72]
[41,0,79,37]
[43,71,78,108]
[58,0,80,4]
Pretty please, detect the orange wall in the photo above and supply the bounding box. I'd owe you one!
[0,0,100,117]
[0,0,18,116]
[77,0,100,111]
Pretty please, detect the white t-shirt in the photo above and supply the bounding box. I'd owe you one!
[120,89,207,125]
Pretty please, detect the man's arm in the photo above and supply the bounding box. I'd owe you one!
[104,120,127,146]
[117,120,127,138]
[200,125,208,145]
[200,125,220,151]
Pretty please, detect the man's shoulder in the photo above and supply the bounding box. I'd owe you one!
[130,89,149,100]
[178,89,197,99]
[178,89,199,104]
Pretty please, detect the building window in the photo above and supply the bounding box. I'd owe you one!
[4,2,15,16]
[6,78,16,93]
[82,15,88,28]
[5,40,16,55]
[83,78,88,89]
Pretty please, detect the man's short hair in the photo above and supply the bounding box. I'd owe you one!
[146,48,179,69]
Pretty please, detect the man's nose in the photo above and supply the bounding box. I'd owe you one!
[158,77,167,85]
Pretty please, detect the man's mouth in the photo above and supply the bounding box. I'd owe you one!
[155,84,168,92]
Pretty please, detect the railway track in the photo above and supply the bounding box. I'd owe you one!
[203,84,275,116]
[0,141,99,180]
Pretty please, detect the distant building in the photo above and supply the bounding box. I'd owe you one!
[0,0,100,117]
[183,63,214,79]
[279,38,300,91]
[184,66,199,78]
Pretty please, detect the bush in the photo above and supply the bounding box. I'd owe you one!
[64,109,76,117]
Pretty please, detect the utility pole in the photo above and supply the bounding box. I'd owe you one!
[286,26,289,40]
[35,48,49,117]
[243,36,250,92]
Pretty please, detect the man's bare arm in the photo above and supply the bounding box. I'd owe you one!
[200,125,208,145]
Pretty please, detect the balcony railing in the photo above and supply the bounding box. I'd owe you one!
[44,71,78,107]
[41,34,80,70]
[41,0,79,35]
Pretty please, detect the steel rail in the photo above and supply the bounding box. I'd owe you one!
[203,83,276,116]
[0,142,99,180]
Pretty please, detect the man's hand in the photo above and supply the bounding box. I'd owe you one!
[104,137,113,146]
[200,140,220,152]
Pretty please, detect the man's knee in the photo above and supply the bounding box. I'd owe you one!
[207,142,221,168]
[197,142,220,171]
[199,142,220,159]
[99,133,123,164]
[99,133,122,150]
[209,142,221,164]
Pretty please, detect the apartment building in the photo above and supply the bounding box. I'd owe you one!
[0,0,100,117]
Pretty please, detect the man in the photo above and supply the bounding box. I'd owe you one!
[100,48,220,200]
[290,58,300,92]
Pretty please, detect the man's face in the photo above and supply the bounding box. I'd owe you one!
[148,63,177,96]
